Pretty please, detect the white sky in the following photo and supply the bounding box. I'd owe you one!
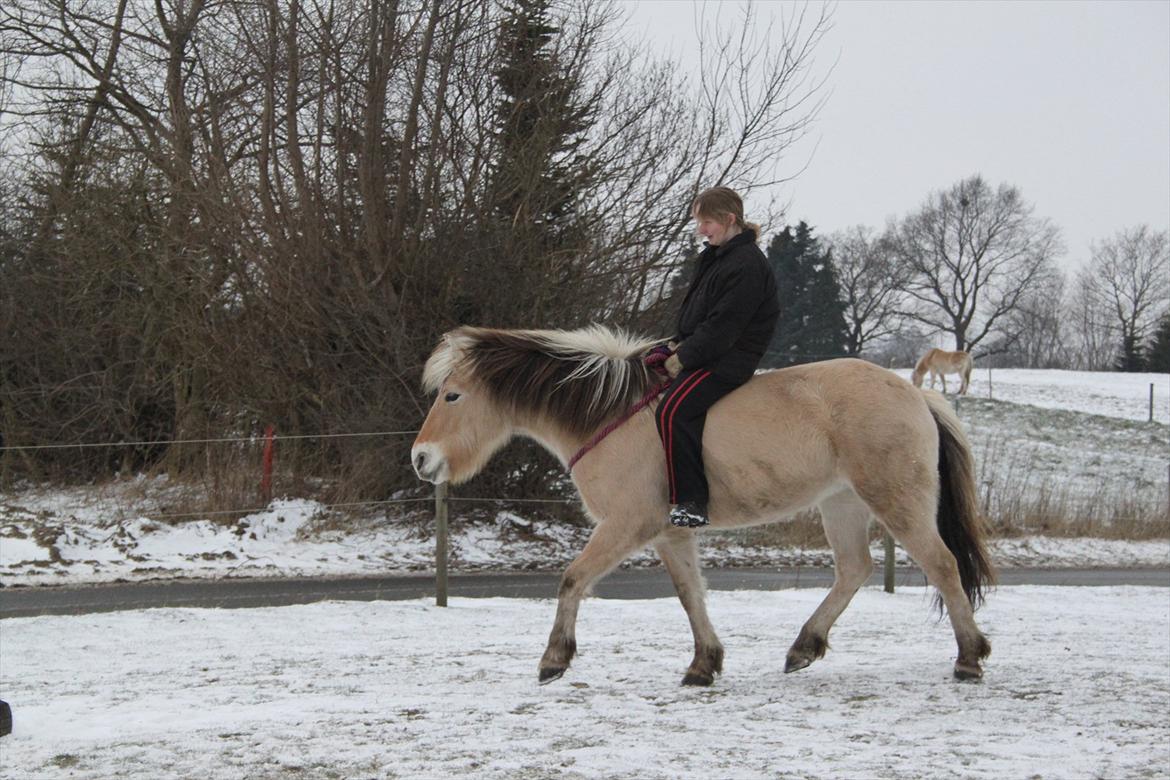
[622,0,1170,271]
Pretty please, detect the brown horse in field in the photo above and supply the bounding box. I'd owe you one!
[411,325,995,686]
[911,348,973,395]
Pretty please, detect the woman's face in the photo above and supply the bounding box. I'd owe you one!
[694,211,737,246]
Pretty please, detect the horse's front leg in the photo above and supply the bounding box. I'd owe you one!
[655,529,724,686]
[539,514,662,684]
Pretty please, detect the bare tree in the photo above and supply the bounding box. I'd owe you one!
[824,225,908,356]
[1065,272,1119,370]
[890,175,1063,354]
[1080,225,1170,370]
[999,271,1069,368]
[0,0,835,496]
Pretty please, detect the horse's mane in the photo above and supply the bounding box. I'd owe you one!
[423,325,663,437]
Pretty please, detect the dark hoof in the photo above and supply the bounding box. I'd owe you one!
[681,671,714,687]
[538,667,566,685]
[784,655,812,674]
[953,661,983,681]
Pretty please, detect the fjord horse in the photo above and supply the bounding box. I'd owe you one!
[411,326,995,686]
[911,348,974,395]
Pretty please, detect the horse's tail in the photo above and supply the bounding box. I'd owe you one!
[922,391,996,608]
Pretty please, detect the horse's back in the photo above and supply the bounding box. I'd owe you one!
[702,359,935,521]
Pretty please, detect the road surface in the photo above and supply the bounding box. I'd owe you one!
[2,566,1167,618]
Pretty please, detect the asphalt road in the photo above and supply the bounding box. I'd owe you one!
[2,566,1167,618]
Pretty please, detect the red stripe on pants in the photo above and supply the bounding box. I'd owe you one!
[661,370,711,504]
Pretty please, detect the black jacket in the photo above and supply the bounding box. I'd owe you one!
[674,229,780,383]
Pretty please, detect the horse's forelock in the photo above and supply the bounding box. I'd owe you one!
[422,329,476,393]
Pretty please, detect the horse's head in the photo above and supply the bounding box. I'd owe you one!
[910,366,925,387]
[411,325,660,485]
[411,330,514,485]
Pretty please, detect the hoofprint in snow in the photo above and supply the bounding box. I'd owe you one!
[1,587,1168,779]
[1,368,1167,587]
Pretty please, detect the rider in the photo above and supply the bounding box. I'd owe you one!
[653,187,780,528]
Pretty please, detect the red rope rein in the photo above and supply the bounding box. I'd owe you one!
[567,380,670,472]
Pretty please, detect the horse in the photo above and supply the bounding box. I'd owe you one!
[411,325,995,686]
[911,348,973,395]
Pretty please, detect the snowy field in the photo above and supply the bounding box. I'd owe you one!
[1,587,1167,779]
[892,367,1169,424]
[0,368,1167,586]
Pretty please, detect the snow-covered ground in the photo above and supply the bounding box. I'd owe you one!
[1,586,1167,779]
[0,495,1168,587]
[893,367,1170,424]
[1,369,1167,587]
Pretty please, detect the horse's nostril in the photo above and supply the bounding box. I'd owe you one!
[414,451,428,474]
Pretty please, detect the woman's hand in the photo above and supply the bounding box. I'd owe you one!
[664,354,683,378]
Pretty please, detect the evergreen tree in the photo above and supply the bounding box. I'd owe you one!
[763,222,848,367]
[1115,333,1146,372]
[1144,314,1170,372]
[492,0,594,231]
[457,0,599,328]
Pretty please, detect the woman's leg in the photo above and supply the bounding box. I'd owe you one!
[654,369,741,509]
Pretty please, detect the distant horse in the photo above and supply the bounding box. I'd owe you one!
[411,325,995,686]
[912,348,973,395]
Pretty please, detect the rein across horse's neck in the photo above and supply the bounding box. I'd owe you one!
[566,380,670,471]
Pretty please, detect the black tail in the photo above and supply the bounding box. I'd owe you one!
[924,393,997,608]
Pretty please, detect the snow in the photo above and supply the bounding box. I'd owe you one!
[1,586,1167,779]
[1,493,1167,587]
[893,367,1170,424]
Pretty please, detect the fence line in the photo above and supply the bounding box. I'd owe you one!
[0,429,423,452]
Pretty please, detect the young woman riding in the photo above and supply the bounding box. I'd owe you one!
[653,186,781,528]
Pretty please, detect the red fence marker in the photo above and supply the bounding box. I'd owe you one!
[260,425,276,503]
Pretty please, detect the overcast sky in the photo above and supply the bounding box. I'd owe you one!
[623,0,1170,271]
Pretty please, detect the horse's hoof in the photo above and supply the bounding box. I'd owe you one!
[953,661,983,681]
[681,671,714,687]
[538,667,566,685]
[784,655,812,674]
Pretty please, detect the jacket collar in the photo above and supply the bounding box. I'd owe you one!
[701,228,757,260]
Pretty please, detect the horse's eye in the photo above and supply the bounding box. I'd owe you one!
[444,392,461,403]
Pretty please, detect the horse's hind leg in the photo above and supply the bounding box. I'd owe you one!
[786,489,873,673]
[655,530,724,686]
[870,496,991,680]
[539,515,661,684]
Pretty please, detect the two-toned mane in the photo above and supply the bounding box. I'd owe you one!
[413,323,995,687]
[422,325,662,439]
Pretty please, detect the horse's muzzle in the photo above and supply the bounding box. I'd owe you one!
[411,444,448,484]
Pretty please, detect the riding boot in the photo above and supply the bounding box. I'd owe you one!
[669,501,709,528]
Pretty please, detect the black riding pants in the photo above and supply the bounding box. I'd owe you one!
[653,368,743,507]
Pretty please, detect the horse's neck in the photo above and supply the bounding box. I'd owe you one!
[515,418,586,468]
[517,406,659,491]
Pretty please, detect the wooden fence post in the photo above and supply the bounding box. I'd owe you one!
[883,531,895,594]
[435,482,449,607]
[1150,383,1155,423]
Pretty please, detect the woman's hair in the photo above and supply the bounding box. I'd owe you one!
[692,186,761,238]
